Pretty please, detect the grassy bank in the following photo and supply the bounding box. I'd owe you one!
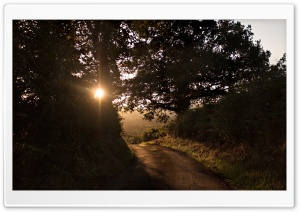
[151,135,286,190]
[14,137,133,190]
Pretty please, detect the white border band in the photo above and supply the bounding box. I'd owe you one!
[4,3,294,207]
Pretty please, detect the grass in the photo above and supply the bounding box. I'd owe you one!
[151,135,286,190]
[14,136,133,190]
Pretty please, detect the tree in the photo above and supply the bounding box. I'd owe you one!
[167,54,286,146]
[211,54,286,145]
[13,20,84,146]
[83,21,129,135]
[117,20,271,121]
[13,20,132,189]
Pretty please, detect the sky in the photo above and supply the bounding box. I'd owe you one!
[236,19,286,65]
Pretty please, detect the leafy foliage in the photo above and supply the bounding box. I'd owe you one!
[168,55,286,146]
[118,20,271,120]
[13,19,286,190]
[166,55,286,189]
[212,54,286,145]
[142,128,167,142]
[13,20,132,189]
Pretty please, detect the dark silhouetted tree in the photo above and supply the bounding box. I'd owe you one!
[117,20,271,121]
[13,20,132,189]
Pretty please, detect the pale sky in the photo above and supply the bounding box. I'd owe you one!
[236,19,286,65]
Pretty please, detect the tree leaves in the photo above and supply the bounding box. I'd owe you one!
[13,20,130,189]
[118,20,271,119]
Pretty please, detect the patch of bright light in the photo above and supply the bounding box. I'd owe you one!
[95,88,104,99]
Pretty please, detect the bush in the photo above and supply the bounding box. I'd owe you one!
[168,60,286,147]
[123,135,142,144]
[167,105,219,143]
[13,98,133,190]
[142,128,167,142]
[164,58,286,190]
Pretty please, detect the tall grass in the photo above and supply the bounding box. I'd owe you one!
[152,135,286,190]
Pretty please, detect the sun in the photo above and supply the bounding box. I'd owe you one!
[95,88,104,99]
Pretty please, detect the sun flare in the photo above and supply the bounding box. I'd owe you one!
[95,88,104,99]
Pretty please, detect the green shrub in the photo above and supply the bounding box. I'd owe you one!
[167,105,219,143]
[167,63,286,147]
[142,128,167,141]
[123,135,143,144]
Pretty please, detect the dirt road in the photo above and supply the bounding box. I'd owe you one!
[102,143,231,190]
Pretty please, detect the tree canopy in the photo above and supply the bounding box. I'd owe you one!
[12,19,285,189]
[117,20,271,121]
[13,20,131,189]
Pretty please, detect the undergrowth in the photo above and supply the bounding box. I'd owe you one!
[151,135,286,190]
[13,137,133,190]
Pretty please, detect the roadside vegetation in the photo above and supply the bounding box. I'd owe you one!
[135,57,286,190]
[120,20,286,190]
[123,127,167,144]
[13,20,286,190]
[13,20,133,190]
[13,97,133,189]
[151,135,285,190]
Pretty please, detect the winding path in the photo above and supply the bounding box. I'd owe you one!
[102,143,231,190]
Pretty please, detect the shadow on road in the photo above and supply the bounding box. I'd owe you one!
[102,156,172,190]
